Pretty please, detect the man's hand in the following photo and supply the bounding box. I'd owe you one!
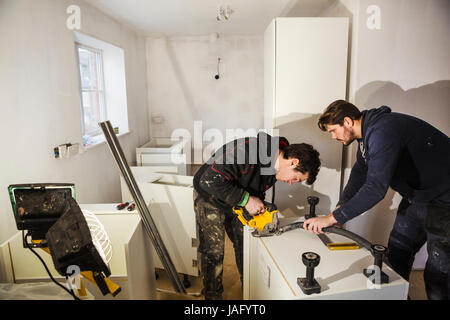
[245,196,265,216]
[303,213,338,234]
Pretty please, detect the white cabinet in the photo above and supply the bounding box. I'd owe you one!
[264,18,349,217]
[120,167,198,277]
[243,217,409,300]
[136,137,187,175]
[0,213,156,300]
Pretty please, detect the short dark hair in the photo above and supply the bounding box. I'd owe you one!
[318,100,362,131]
[282,143,321,185]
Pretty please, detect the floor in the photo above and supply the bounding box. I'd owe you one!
[156,164,243,300]
[155,235,428,300]
[408,270,428,300]
[155,234,242,300]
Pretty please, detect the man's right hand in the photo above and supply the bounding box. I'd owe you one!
[245,196,265,216]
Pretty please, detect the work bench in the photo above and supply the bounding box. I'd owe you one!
[243,217,409,300]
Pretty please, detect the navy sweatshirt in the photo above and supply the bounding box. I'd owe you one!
[333,106,450,225]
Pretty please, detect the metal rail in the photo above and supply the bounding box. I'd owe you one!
[100,121,186,294]
[276,221,373,251]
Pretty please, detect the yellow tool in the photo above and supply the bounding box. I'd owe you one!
[32,240,121,298]
[327,243,360,250]
[233,202,279,236]
[317,235,360,250]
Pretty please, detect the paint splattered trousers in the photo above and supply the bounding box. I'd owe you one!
[193,191,244,300]
[387,191,450,300]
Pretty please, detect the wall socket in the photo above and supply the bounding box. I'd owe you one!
[54,143,79,159]
[151,113,164,124]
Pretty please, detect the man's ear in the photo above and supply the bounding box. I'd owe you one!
[343,117,354,127]
[290,158,299,168]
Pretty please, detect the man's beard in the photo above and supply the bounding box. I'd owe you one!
[343,134,357,146]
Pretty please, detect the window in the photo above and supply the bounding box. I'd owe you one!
[76,44,106,141]
[74,32,129,147]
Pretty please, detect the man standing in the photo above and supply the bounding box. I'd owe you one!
[193,131,320,300]
[304,100,450,300]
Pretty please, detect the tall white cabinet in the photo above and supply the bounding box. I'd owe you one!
[264,18,349,216]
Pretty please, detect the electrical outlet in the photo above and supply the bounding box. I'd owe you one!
[54,143,80,158]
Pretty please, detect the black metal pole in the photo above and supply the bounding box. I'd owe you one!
[99,121,186,294]
[305,265,315,287]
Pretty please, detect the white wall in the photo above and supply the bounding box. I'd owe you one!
[0,0,149,244]
[146,35,264,163]
[312,0,450,268]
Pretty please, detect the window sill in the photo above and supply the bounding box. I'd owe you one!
[81,130,132,152]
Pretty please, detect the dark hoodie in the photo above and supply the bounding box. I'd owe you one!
[193,132,288,209]
[333,106,450,225]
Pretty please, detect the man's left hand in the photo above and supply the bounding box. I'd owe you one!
[303,213,337,234]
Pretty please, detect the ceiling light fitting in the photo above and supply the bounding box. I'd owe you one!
[216,5,233,21]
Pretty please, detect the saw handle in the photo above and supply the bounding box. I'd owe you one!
[232,202,278,232]
[232,206,253,225]
[233,201,275,223]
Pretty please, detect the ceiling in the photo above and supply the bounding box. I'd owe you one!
[84,0,336,37]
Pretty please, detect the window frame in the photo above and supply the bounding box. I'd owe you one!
[75,42,108,140]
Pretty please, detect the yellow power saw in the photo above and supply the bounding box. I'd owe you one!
[232,201,279,237]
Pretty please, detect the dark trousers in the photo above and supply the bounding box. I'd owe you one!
[387,192,450,300]
[193,192,243,300]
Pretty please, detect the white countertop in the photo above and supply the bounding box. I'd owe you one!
[254,218,409,299]
[79,203,138,215]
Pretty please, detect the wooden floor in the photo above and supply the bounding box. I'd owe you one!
[408,269,428,300]
[155,234,242,300]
